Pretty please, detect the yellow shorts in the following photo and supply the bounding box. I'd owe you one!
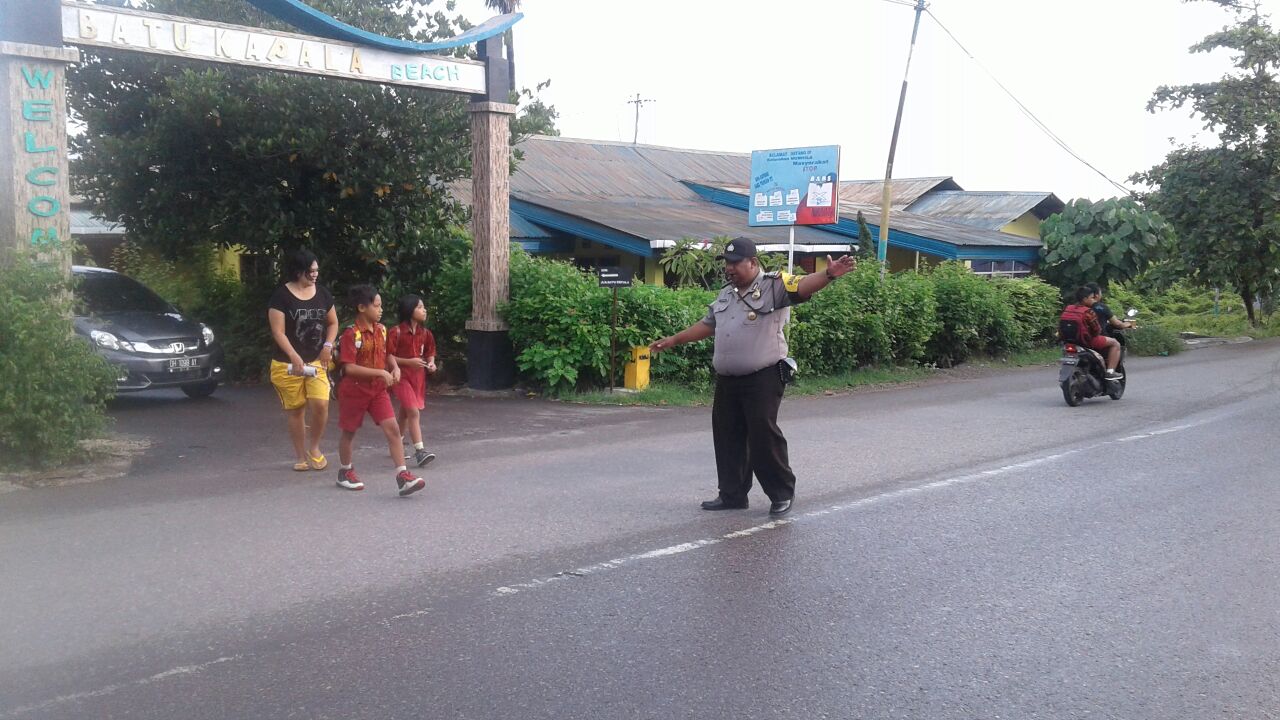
[270,360,331,410]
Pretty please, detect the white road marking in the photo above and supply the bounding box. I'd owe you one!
[493,421,1204,598]
[1,656,241,718]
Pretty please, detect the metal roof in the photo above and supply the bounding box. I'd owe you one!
[904,191,1065,231]
[510,136,749,199]
[840,203,1041,248]
[837,177,963,208]
[515,192,850,250]
[508,137,844,253]
[70,206,125,236]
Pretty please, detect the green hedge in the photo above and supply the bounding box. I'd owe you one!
[487,255,1060,391]
[500,251,715,394]
[0,254,116,468]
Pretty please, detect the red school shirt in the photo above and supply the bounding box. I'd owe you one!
[387,322,435,366]
[337,322,387,382]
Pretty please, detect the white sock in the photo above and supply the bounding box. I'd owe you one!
[414,442,424,450]
[341,463,353,470]
[395,465,407,473]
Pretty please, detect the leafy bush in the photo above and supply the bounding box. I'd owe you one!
[1038,197,1174,291]
[1126,325,1184,356]
[992,275,1062,345]
[614,283,715,390]
[882,267,940,363]
[926,262,1023,366]
[791,261,893,374]
[502,251,612,393]
[0,255,117,468]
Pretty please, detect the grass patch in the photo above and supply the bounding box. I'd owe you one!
[1153,313,1279,339]
[568,384,711,407]
[564,365,931,407]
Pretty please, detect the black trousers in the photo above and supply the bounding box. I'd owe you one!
[712,366,796,503]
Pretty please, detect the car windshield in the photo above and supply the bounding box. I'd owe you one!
[75,272,173,315]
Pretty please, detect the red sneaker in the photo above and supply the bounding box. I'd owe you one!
[396,470,425,497]
[336,467,364,491]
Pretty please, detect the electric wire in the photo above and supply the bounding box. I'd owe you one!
[925,8,1135,196]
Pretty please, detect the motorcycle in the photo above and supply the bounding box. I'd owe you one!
[1059,308,1138,407]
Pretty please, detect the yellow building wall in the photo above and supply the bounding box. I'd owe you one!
[216,246,242,279]
[1000,212,1043,239]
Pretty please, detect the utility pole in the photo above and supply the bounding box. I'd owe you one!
[628,93,655,145]
[877,0,927,279]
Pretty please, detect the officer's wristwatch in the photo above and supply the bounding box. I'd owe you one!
[824,268,837,281]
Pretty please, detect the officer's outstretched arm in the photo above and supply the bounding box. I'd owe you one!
[650,321,713,353]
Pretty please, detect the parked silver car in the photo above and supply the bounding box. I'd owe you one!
[72,266,226,398]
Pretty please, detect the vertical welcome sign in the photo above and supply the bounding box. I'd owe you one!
[0,42,77,264]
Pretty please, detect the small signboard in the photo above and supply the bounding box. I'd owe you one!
[598,266,633,288]
[748,145,841,227]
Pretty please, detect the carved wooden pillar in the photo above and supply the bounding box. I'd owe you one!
[465,100,517,389]
[0,40,78,268]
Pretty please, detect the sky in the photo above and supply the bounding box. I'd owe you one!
[447,0,1277,202]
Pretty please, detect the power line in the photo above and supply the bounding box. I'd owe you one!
[925,8,1134,197]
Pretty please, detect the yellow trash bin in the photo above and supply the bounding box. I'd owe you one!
[624,346,650,390]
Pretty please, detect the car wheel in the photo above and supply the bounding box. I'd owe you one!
[181,380,218,399]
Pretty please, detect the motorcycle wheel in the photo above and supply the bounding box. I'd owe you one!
[1108,364,1127,400]
[1061,372,1083,407]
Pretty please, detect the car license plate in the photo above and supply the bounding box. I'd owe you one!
[1060,356,1078,365]
[168,357,197,371]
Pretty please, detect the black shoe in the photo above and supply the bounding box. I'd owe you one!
[701,497,748,511]
[769,499,793,516]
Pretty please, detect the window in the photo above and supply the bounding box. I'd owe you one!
[75,272,172,315]
[970,260,1032,278]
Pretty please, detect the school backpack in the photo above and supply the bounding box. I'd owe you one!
[1058,304,1094,345]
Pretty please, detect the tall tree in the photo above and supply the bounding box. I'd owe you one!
[1132,0,1280,324]
[68,0,554,293]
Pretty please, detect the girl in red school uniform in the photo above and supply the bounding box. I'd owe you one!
[389,294,437,468]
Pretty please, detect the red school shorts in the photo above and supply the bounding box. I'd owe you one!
[1086,335,1110,352]
[393,366,426,410]
[337,378,395,432]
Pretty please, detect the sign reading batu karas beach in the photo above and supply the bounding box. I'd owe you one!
[62,2,486,94]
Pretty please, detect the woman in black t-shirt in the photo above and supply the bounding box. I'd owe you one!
[267,249,339,472]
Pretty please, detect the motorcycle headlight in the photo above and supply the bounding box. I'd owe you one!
[90,329,121,351]
[201,324,216,346]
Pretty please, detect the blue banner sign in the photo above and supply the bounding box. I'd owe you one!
[748,145,841,227]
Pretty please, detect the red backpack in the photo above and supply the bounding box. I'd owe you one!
[1058,305,1095,345]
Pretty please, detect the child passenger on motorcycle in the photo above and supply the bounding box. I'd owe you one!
[1064,286,1124,382]
[1085,282,1137,337]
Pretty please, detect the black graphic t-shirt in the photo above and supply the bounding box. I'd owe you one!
[268,284,334,363]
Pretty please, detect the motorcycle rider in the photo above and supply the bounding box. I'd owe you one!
[1061,286,1124,382]
[1086,282,1137,337]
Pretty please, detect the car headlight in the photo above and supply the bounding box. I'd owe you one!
[90,329,121,351]
[89,330,134,352]
[201,324,216,346]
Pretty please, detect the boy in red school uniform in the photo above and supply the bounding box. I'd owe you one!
[388,294,437,468]
[334,285,426,497]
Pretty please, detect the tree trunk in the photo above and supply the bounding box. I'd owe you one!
[1241,284,1257,326]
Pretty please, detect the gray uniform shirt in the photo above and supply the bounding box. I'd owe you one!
[701,270,804,376]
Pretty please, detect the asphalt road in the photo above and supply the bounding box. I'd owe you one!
[2,340,1278,719]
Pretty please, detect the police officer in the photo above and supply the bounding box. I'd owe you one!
[650,238,856,516]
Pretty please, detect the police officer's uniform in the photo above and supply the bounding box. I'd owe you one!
[700,242,808,506]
